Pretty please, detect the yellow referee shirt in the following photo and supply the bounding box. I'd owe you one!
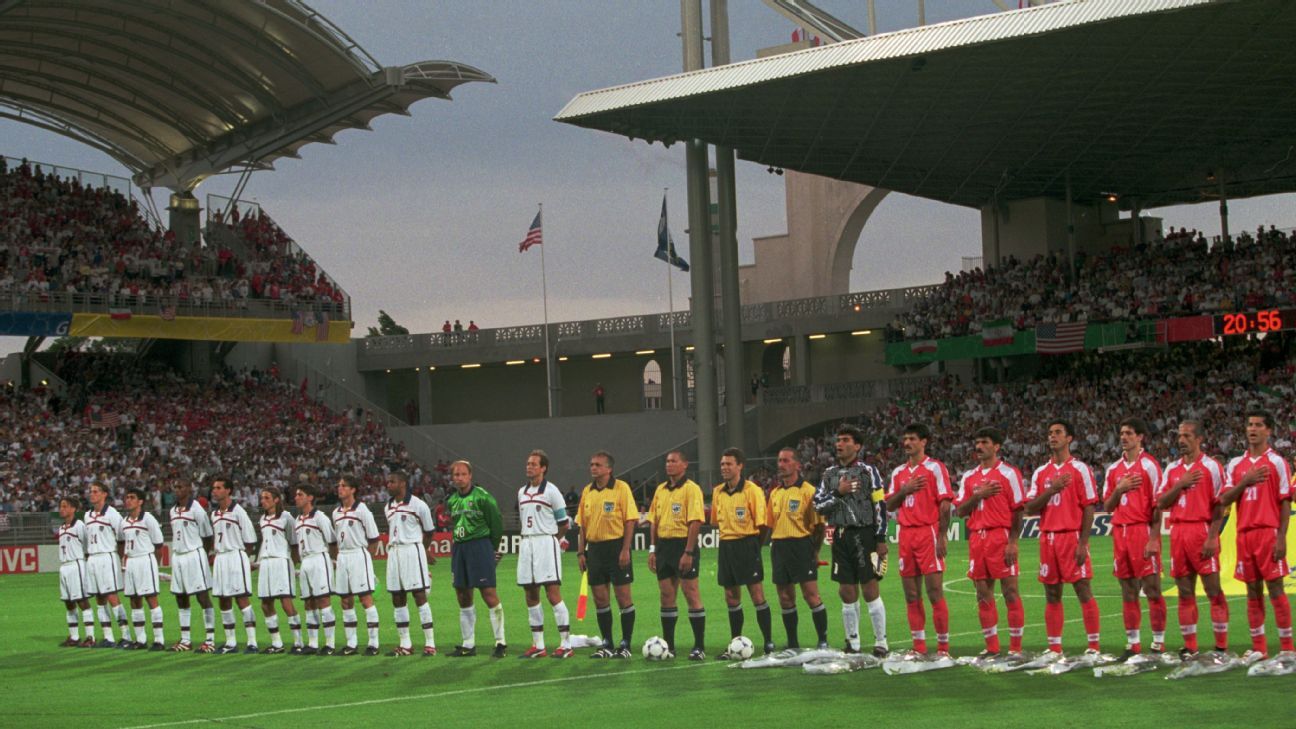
[576,478,639,543]
[711,480,767,540]
[767,480,821,540]
[650,478,705,539]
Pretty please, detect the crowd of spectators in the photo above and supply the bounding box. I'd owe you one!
[208,206,346,308]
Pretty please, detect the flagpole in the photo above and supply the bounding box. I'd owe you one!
[539,204,553,418]
[665,188,679,411]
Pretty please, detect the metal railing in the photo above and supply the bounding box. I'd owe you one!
[760,375,939,407]
[3,155,133,197]
[0,290,348,321]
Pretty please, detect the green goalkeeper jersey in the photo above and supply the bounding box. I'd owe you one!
[447,485,503,544]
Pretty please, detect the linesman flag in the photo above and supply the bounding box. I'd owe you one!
[576,571,589,620]
[654,195,689,272]
[519,210,542,252]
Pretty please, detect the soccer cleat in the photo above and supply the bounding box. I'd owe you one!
[764,642,777,656]
[78,637,96,648]
[299,646,318,655]
[448,645,477,658]
[842,645,861,655]
[1118,648,1140,662]
[491,643,508,659]
[1240,649,1268,666]
[935,650,952,660]
[519,646,548,659]
[387,646,412,656]
[662,649,676,660]
[149,642,166,652]
[318,646,335,656]
[688,647,706,661]
[589,647,615,659]
[340,646,359,656]
[118,640,134,650]
[423,646,438,657]
[243,645,259,654]
[263,646,285,655]
[289,646,306,655]
[1150,642,1166,654]
[59,637,79,648]
[132,641,150,650]
[217,645,239,654]
[1178,648,1199,662]
[816,640,830,650]
[196,642,216,654]
[612,646,632,659]
[168,641,192,652]
[716,649,737,661]
[95,639,116,649]
[550,647,575,659]
[364,646,380,657]
[871,645,890,659]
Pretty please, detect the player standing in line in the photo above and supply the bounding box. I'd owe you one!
[576,450,640,658]
[712,448,774,657]
[256,487,302,654]
[1102,417,1168,659]
[955,428,1026,658]
[333,475,382,656]
[814,425,889,656]
[383,471,438,656]
[119,487,165,650]
[768,447,829,651]
[84,481,129,647]
[209,477,258,653]
[515,450,573,659]
[647,450,707,660]
[1156,420,1230,659]
[168,479,216,652]
[446,461,507,658]
[884,423,954,657]
[1024,420,1102,657]
[293,483,337,655]
[1222,410,1293,661]
[56,495,94,647]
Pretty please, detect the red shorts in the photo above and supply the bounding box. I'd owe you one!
[898,524,944,577]
[1037,530,1092,585]
[1112,523,1160,579]
[967,528,1017,581]
[1234,528,1289,583]
[1168,522,1219,578]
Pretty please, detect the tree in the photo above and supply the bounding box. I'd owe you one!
[366,310,409,338]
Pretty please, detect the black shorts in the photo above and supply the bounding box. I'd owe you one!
[586,539,633,587]
[831,527,882,584]
[771,537,819,586]
[451,537,497,590]
[717,535,764,588]
[655,537,700,581]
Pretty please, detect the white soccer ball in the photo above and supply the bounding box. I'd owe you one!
[727,636,755,660]
[642,636,670,660]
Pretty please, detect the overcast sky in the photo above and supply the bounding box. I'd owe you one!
[4,0,1293,347]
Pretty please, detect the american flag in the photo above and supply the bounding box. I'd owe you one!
[518,210,542,253]
[291,310,304,335]
[1035,321,1088,354]
[159,304,176,321]
[315,312,330,342]
[90,410,121,428]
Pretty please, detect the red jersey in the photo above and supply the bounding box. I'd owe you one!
[1103,451,1163,525]
[1157,454,1226,524]
[1226,449,1292,531]
[1028,457,1098,532]
[887,457,954,527]
[957,461,1025,530]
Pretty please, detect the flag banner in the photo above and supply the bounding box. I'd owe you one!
[654,195,689,272]
[0,311,71,337]
[910,339,937,354]
[519,210,542,252]
[981,319,1014,346]
[108,307,132,321]
[1035,321,1087,354]
[315,312,330,342]
[1165,314,1215,342]
[291,310,304,335]
[159,305,177,321]
[90,410,121,428]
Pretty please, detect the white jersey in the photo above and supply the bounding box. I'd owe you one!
[169,499,213,555]
[517,481,568,536]
[294,508,335,556]
[211,502,256,554]
[258,511,297,560]
[120,512,164,558]
[385,493,434,545]
[57,520,86,564]
[333,501,380,552]
[84,505,123,555]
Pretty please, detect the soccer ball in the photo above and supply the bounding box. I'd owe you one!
[727,636,755,660]
[642,636,670,660]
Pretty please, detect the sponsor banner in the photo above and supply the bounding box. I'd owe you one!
[1018,513,1113,540]
[0,545,39,574]
[70,313,351,344]
[373,532,454,559]
[0,311,72,337]
[1215,506,1296,596]
[38,544,59,573]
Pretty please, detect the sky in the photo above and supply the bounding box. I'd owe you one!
[3,0,1294,345]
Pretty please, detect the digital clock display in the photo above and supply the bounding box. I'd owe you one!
[1214,309,1295,336]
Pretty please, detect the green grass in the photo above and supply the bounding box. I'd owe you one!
[1,540,1290,729]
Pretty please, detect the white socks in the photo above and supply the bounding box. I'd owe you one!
[460,606,477,648]
[395,606,411,649]
[365,605,380,647]
[842,601,860,650]
[267,614,282,648]
[554,601,571,649]
[418,603,435,646]
[528,604,546,649]
[151,606,164,644]
[344,608,358,649]
[242,606,257,645]
[490,604,506,646]
[867,597,888,649]
[81,608,95,641]
[98,605,115,642]
[178,608,191,644]
[321,607,336,648]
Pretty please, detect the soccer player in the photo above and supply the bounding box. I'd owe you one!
[955,427,1026,657]
[1102,417,1168,659]
[884,423,953,657]
[293,483,337,655]
[576,450,639,658]
[1156,420,1230,659]
[168,479,216,652]
[333,475,382,656]
[712,447,774,657]
[84,481,129,647]
[814,424,889,656]
[209,477,258,653]
[516,449,573,659]
[256,486,301,654]
[384,470,438,656]
[55,495,94,647]
[768,447,829,651]
[647,449,707,660]
[1221,410,1293,661]
[446,460,506,658]
[1024,420,1102,657]
[119,487,165,650]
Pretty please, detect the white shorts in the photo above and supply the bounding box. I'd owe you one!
[386,542,429,594]
[257,557,295,599]
[335,550,377,595]
[59,560,87,602]
[123,554,160,598]
[517,535,562,586]
[170,549,211,595]
[299,553,334,599]
[85,552,122,596]
[211,551,252,598]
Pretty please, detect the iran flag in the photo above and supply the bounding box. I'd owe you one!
[982,319,1013,346]
[910,339,937,355]
[108,307,132,320]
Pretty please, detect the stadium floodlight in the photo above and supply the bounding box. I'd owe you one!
[685,346,695,351]
[763,338,782,344]
[461,363,481,369]
[852,330,872,336]
[635,349,655,355]
[558,356,569,362]
[808,334,827,340]
[505,360,525,366]
[428,366,436,371]
[592,353,612,359]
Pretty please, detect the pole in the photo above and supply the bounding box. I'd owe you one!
[1218,174,1230,244]
[539,204,553,418]
[711,0,745,452]
[666,189,679,411]
[1065,172,1076,283]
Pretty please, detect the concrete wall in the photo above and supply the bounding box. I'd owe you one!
[980,196,1164,265]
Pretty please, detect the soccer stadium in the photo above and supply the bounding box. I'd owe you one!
[2,0,1296,727]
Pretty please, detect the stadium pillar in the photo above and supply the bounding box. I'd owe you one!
[167,191,202,245]
[711,0,745,452]
[548,343,563,418]
[417,369,432,425]
[791,334,809,386]
[1065,173,1076,283]
[1218,176,1230,243]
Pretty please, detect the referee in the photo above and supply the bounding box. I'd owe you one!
[769,447,829,650]
[712,448,775,657]
[575,451,639,658]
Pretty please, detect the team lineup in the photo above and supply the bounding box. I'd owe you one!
[51,414,1293,672]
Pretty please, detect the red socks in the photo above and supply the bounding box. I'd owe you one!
[932,598,950,654]
[1148,596,1168,641]
[1081,598,1101,651]
[1248,597,1267,654]
[1209,593,1230,651]
[1122,600,1142,650]
[1045,602,1064,653]
[1178,595,1199,652]
[1006,596,1024,653]
[907,600,927,654]
[978,599,1000,654]
[1272,593,1294,652]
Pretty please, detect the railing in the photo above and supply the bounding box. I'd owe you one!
[761,376,939,407]
[0,290,348,321]
[3,155,133,197]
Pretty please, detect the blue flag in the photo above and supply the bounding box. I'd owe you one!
[654,195,689,272]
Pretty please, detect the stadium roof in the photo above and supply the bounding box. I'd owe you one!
[556,0,1296,210]
[0,0,494,191]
